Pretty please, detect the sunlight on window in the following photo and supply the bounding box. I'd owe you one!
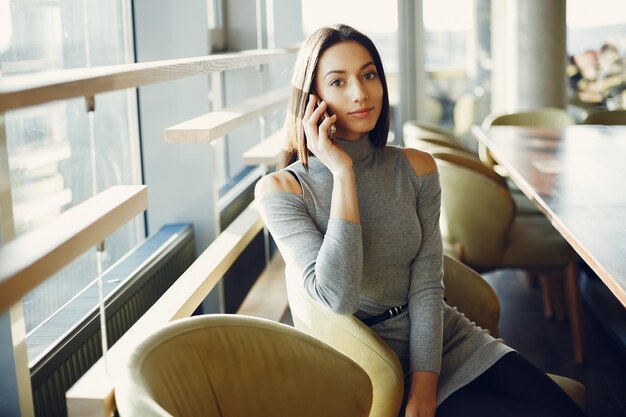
[0,0,11,53]
[567,0,626,28]
[567,0,626,54]
[423,0,472,31]
[302,0,397,34]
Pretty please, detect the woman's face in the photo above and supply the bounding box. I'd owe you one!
[314,41,383,141]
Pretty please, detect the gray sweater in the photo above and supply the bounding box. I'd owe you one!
[257,135,512,405]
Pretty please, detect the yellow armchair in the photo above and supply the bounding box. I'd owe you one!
[285,264,404,417]
[115,314,373,417]
[434,154,585,364]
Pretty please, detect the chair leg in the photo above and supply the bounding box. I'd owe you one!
[564,257,585,364]
[539,274,555,319]
[553,275,567,321]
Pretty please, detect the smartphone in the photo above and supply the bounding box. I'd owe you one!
[322,108,337,139]
[315,96,336,139]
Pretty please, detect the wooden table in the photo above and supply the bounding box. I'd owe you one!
[471,125,626,307]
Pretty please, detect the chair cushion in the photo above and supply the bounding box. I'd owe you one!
[502,217,571,268]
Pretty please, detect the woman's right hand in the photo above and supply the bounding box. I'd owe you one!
[303,94,352,176]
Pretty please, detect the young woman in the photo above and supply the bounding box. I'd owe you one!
[255,24,587,417]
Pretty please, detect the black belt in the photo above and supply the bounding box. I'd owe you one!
[360,304,408,326]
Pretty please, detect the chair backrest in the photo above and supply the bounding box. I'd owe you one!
[582,109,626,125]
[116,314,372,417]
[482,107,576,130]
[285,264,404,417]
[432,151,508,189]
[404,136,475,158]
[435,156,515,269]
[403,120,459,143]
[442,255,500,336]
[479,108,576,168]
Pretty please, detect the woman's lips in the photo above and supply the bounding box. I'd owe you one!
[348,107,374,119]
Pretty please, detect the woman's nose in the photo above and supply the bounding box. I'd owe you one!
[351,81,368,102]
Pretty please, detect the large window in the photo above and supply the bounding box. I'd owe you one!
[0,0,143,361]
[423,0,479,128]
[567,0,626,111]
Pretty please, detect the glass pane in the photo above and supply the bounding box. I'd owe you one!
[423,0,475,129]
[567,0,626,112]
[1,0,143,359]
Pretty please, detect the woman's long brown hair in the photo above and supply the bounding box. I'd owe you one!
[279,24,390,170]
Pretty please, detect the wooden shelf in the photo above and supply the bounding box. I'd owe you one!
[0,48,296,113]
[66,203,264,417]
[243,129,285,166]
[0,185,148,312]
[165,87,290,143]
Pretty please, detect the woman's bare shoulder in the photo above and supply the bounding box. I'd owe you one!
[401,147,438,177]
[255,171,303,198]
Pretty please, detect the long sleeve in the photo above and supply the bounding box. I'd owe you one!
[256,191,363,313]
[407,172,445,374]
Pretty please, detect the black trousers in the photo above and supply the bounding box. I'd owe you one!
[435,352,588,417]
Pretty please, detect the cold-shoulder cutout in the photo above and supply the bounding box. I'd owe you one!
[402,147,438,177]
[255,171,303,199]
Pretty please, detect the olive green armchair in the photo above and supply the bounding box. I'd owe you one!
[434,154,585,364]
[115,314,373,417]
[285,264,404,417]
[403,120,460,142]
[403,120,477,155]
[430,151,539,216]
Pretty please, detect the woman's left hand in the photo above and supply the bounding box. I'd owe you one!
[405,395,436,417]
[404,371,438,417]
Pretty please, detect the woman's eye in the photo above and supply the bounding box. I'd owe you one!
[364,71,377,80]
[330,79,344,87]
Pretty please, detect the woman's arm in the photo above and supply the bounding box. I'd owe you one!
[254,96,363,313]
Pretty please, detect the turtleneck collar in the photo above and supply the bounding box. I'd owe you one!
[335,134,375,162]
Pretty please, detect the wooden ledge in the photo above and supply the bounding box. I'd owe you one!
[243,129,285,167]
[0,48,297,113]
[165,87,290,143]
[0,185,147,312]
[66,204,264,417]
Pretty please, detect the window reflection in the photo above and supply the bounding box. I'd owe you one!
[0,0,142,349]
